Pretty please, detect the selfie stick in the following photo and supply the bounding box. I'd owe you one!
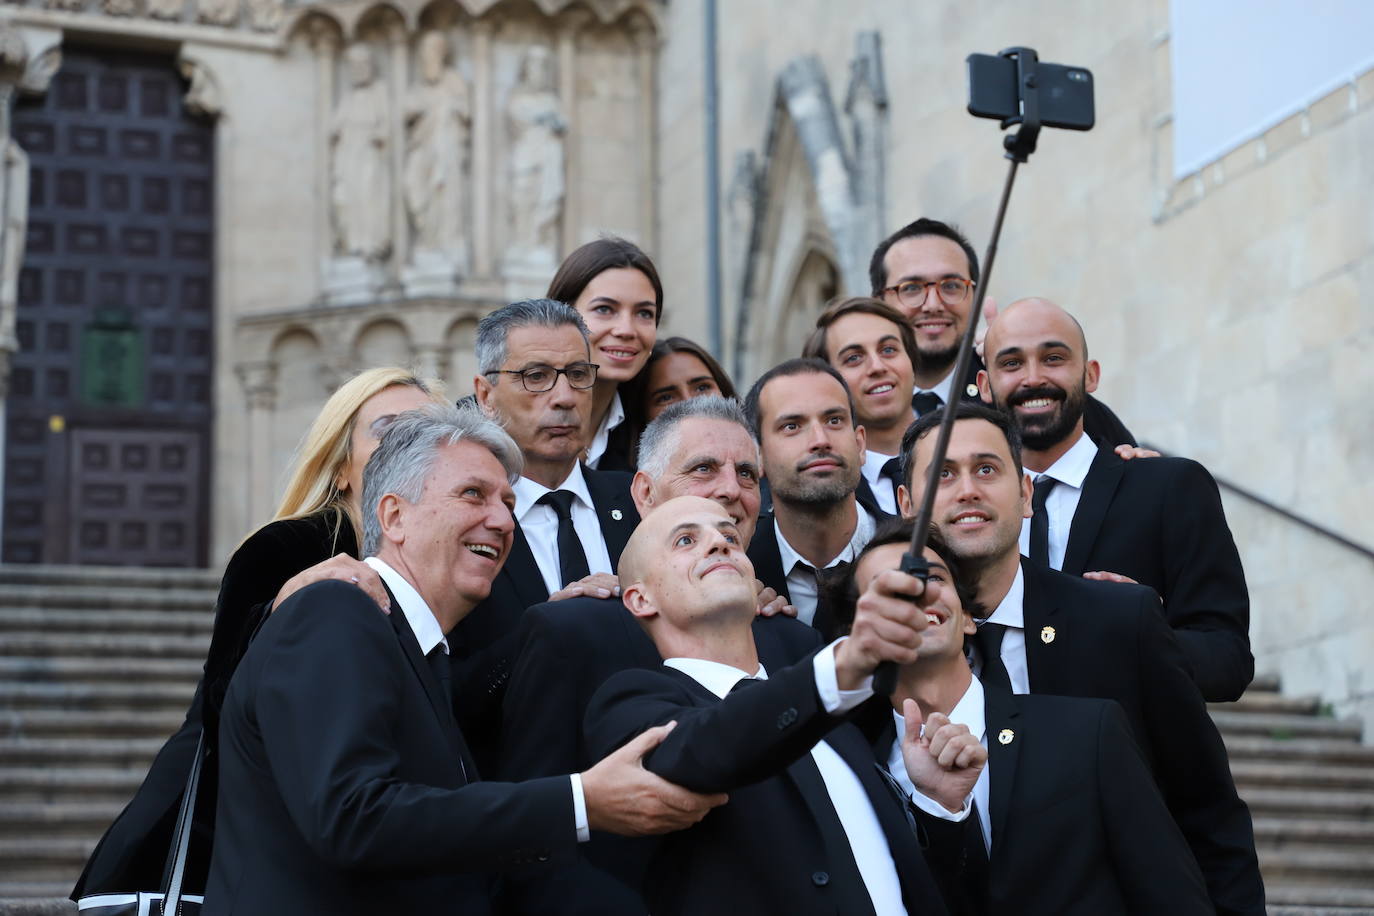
[872,47,1047,696]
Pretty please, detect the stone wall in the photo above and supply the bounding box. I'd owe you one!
[655,0,1374,734]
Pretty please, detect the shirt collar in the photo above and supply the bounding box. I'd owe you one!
[862,449,897,487]
[774,503,877,576]
[585,392,626,468]
[915,366,963,408]
[1035,430,1098,489]
[892,676,985,742]
[983,563,1025,630]
[663,656,768,699]
[363,556,449,655]
[514,462,593,522]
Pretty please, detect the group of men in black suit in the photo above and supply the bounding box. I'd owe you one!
[207,218,1265,914]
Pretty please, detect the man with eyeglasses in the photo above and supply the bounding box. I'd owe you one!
[450,298,640,770]
[868,217,1136,449]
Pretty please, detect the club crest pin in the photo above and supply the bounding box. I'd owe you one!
[998,728,1015,745]
[1040,626,1056,644]
[965,383,979,398]
[611,509,623,521]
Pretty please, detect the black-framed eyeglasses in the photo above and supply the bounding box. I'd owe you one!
[486,362,600,392]
[882,277,975,309]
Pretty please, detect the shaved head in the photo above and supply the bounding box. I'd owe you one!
[619,495,734,589]
[986,297,1089,361]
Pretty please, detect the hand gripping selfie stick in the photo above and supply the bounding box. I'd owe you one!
[872,47,1083,696]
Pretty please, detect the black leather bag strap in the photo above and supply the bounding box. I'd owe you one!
[159,731,205,915]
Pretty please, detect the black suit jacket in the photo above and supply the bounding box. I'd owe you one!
[205,579,576,916]
[74,512,357,899]
[747,512,865,642]
[1017,560,1264,916]
[449,466,639,771]
[1060,447,1253,701]
[498,600,822,914]
[874,688,1211,916]
[584,655,949,916]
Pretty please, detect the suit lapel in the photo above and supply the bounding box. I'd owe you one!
[1019,560,1063,695]
[1061,447,1124,575]
[385,584,471,777]
[746,515,791,603]
[783,741,879,916]
[495,521,549,610]
[983,686,1021,852]
[855,476,885,521]
[584,465,639,567]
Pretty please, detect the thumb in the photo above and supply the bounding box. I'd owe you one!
[982,295,999,324]
[901,698,925,748]
[619,720,677,761]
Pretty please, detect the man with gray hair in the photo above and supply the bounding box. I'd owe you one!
[497,396,819,915]
[206,404,724,916]
[456,298,640,769]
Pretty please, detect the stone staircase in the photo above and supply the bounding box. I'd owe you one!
[0,564,1372,914]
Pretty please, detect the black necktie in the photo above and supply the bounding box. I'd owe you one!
[879,457,904,507]
[426,645,453,721]
[912,391,943,417]
[537,489,591,588]
[973,622,1011,691]
[1028,475,1058,567]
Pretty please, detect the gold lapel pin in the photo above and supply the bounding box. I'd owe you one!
[611,509,623,521]
[1040,625,1056,644]
[998,728,1014,745]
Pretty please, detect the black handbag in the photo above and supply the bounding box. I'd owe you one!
[77,732,206,915]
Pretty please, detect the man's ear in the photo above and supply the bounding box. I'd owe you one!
[473,374,496,416]
[1019,470,1034,520]
[630,470,654,516]
[621,581,656,620]
[376,492,406,546]
[854,423,867,454]
[976,368,993,404]
[961,611,977,636]
[1084,359,1101,395]
[897,483,913,519]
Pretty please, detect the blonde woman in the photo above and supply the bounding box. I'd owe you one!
[74,368,442,901]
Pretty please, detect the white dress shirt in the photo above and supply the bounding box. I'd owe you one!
[887,677,990,852]
[514,464,615,596]
[775,505,877,627]
[364,557,590,841]
[1018,430,1098,570]
[585,391,626,470]
[974,565,1030,695]
[664,644,907,916]
[860,449,901,517]
[914,366,964,412]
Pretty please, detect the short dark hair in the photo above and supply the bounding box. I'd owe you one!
[546,236,664,324]
[868,218,981,296]
[742,357,857,440]
[819,517,983,636]
[899,401,1024,494]
[801,296,919,373]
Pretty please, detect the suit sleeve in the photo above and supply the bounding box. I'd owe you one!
[1094,701,1213,915]
[1129,590,1265,916]
[500,604,587,779]
[584,657,844,794]
[1159,460,1253,701]
[254,583,577,874]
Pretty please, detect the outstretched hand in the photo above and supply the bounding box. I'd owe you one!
[899,698,986,813]
[581,722,727,836]
[834,568,933,689]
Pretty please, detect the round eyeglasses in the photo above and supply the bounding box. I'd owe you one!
[882,277,975,309]
[486,362,600,392]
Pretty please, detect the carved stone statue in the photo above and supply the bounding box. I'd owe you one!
[245,0,282,32]
[403,31,470,263]
[330,43,392,263]
[146,0,185,20]
[0,138,29,380]
[505,45,565,265]
[196,0,238,26]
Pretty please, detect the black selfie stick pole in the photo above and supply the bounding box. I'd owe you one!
[872,47,1043,696]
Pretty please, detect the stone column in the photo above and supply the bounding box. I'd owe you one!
[311,21,339,294]
[412,343,446,383]
[387,30,408,282]
[629,19,658,252]
[556,12,589,252]
[0,25,30,543]
[236,361,279,528]
[470,19,494,278]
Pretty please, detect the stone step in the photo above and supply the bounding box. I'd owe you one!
[0,837,92,879]
[1242,787,1374,821]
[1225,734,1374,766]
[0,767,146,803]
[0,682,195,712]
[1209,710,1364,742]
[1253,817,1374,849]
[0,635,208,663]
[0,801,127,838]
[0,563,220,590]
[0,737,165,768]
[0,892,77,911]
[0,657,204,685]
[0,585,218,613]
[0,608,212,636]
[1231,759,1374,792]
[0,710,186,739]
[1248,672,1280,693]
[1212,691,1323,716]
[1259,846,1374,888]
